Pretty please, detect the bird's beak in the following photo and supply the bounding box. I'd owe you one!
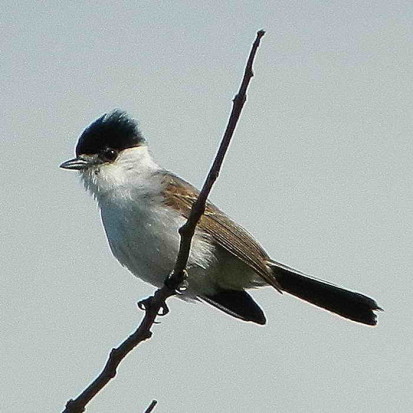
[60,155,101,171]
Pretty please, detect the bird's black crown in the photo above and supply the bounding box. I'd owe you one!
[76,110,145,156]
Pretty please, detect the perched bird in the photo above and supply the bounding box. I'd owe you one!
[60,110,381,325]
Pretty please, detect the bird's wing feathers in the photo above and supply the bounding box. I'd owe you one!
[161,173,281,291]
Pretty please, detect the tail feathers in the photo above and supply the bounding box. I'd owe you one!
[202,290,266,325]
[272,265,382,325]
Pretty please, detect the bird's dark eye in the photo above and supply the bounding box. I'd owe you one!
[101,148,118,162]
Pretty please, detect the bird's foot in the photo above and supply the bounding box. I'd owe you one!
[164,269,189,293]
[137,297,170,316]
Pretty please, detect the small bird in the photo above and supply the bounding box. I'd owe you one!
[61,110,381,325]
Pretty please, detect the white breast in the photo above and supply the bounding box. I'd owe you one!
[99,184,216,297]
[81,145,227,297]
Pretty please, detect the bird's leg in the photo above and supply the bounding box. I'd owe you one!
[137,270,189,316]
[164,269,189,294]
[137,296,170,316]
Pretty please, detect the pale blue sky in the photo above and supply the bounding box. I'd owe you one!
[2,1,412,412]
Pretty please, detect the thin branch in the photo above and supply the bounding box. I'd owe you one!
[144,400,158,413]
[62,29,265,413]
[171,29,266,282]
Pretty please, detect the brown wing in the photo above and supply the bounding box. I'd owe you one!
[161,172,281,291]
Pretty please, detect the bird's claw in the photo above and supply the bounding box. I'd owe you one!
[137,297,169,316]
[175,279,189,294]
[165,269,189,293]
[158,302,169,316]
[137,297,153,311]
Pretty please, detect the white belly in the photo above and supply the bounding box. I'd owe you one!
[100,197,216,297]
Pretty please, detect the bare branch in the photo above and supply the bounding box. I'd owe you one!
[62,29,265,413]
[171,29,266,283]
[144,400,158,413]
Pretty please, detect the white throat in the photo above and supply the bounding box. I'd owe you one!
[80,145,162,202]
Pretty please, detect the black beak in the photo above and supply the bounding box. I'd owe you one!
[60,155,100,170]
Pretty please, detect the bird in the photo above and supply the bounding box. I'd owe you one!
[60,110,381,326]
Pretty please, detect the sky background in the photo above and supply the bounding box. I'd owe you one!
[2,1,412,412]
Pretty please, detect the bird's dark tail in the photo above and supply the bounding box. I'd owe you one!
[270,262,382,325]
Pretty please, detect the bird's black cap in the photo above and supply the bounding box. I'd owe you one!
[76,110,145,156]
